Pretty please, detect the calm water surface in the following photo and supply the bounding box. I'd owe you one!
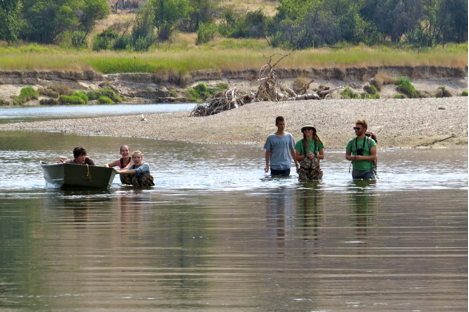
[0,124,467,310]
[0,103,197,124]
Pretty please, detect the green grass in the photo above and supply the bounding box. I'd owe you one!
[11,87,39,105]
[462,90,468,96]
[0,42,466,75]
[98,96,114,104]
[60,95,86,104]
[396,76,418,98]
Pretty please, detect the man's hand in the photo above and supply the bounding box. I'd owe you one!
[265,166,269,173]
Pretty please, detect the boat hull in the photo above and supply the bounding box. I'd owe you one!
[41,162,116,189]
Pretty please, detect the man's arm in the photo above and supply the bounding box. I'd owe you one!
[264,150,270,173]
[290,148,299,172]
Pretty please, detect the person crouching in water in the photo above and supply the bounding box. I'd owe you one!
[116,151,155,186]
[345,119,377,179]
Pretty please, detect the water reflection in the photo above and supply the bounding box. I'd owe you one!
[348,180,377,256]
[296,182,324,244]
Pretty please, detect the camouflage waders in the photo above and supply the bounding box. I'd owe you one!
[121,174,155,186]
[298,157,323,181]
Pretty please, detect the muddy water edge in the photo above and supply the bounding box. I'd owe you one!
[0,128,467,311]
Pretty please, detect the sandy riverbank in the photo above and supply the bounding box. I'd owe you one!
[0,97,467,148]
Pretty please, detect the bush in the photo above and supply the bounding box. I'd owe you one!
[196,22,217,45]
[86,88,125,103]
[186,83,228,102]
[341,87,359,99]
[395,94,405,99]
[98,96,114,104]
[72,91,89,104]
[38,87,59,98]
[11,87,39,105]
[50,84,72,96]
[463,91,468,96]
[39,98,59,105]
[71,31,88,49]
[0,99,10,105]
[87,90,101,101]
[395,76,418,98]
[435,86,453,98]
[113,35,132,51]
[60,95,85,104]
[133,35,157,52]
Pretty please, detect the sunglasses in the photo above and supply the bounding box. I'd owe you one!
[303,128,314,131]
[353,127,363,130]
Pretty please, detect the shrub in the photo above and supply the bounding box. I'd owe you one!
[11,87,39,105]
[71,31,88,49]
[72,91,89,104]
[113,34,132,51]
[372,72,396,91]
[38,87,59,98]
[463,91,468,96]
[395,94,405,99]
[98,96,114,104]
[39,98,59,105]
[50,84,72,96]
[87,90,101,101]
[60,95,85,104]
[0,99,10,105]
[341,87,359,99]
[196,22,217,45]
[435,86,453,98]
[395,76,418,98]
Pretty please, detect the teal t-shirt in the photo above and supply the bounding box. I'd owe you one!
[295,139,324,156]
[346,137,376,170]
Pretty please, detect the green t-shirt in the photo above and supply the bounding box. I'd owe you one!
[346,137,377,170]
[295,139,324,156]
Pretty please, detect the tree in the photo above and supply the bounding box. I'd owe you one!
[0,0,20,43]
[19,0,80,43]
[181,0,219,32]
[77,0,110,38]
[149,0,193,41]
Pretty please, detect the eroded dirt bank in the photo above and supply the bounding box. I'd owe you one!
[0,65,467,104]
[1,97,466,148]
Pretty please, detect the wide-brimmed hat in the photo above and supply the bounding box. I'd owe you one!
[301,123,316,133]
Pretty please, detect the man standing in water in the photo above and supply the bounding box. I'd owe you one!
[345,119,377,179]
[264,116,298,176]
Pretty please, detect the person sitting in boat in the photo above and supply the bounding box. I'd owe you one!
[104,145,133,169]
[59,146,95,165]
[116,150,155,186]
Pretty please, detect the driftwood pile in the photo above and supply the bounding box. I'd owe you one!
[190,54,343,117]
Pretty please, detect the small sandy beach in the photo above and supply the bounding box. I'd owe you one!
[1,97,467,148]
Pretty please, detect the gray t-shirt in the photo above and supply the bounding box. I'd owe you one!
[264,132,295,170]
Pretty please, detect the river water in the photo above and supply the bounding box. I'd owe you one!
[0,105,467,311]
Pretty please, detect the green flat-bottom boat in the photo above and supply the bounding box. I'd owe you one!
[40,162,116,189]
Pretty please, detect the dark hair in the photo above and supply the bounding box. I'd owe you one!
[73,146,87,159]
[275,116,285,125]
[302,129,323,155]
[355,119,368,129]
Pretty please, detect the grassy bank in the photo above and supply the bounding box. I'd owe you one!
[0,42,466,74]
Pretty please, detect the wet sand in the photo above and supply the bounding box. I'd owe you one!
[1,97,467,148]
